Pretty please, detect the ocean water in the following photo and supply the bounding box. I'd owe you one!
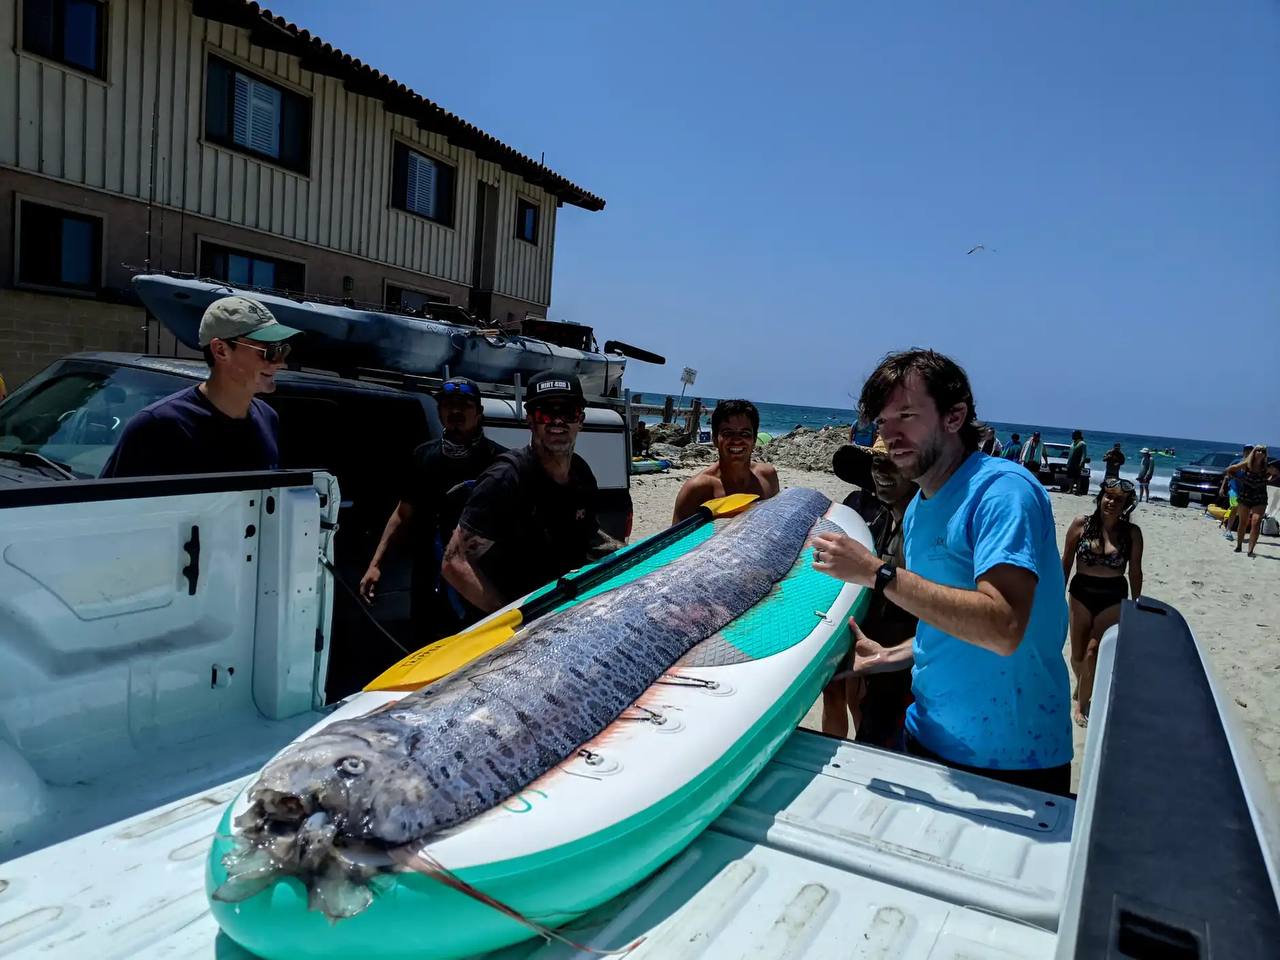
[637,394,1257,499]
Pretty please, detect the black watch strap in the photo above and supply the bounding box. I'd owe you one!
[874,562,897,596]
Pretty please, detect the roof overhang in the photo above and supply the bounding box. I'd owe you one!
[191,0,606,211]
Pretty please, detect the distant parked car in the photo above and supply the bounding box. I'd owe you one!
[1169,451,1239,508]
[1038,442,1091,495]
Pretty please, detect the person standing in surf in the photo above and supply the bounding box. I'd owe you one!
[1103,442,1125,480]
[1062,479,1144,726]
[671,399,780,523]
[442,373,622,612]
[812,349,1072,796]
[1136,447,1155,502]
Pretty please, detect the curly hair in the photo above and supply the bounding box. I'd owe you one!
[858,349,980,452]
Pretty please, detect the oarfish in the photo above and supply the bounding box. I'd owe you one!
[215,487,831,919]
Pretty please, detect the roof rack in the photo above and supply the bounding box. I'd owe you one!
[312,365,629,413]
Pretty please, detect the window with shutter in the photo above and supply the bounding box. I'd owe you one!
[406,152,437,219]
[391,143,455,226]
[233,74,282,159]
[205,55,310,174]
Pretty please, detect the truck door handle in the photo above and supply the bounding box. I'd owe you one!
[182,525,200,595]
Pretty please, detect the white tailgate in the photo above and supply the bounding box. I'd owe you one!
[0,731,1070,959]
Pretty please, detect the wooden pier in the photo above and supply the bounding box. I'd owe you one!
[629,394,707,434]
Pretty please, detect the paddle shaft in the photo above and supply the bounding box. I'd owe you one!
[520,507,712,623]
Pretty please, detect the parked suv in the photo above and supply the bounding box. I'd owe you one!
[0,352,633,695]
[1168,451,1239,508]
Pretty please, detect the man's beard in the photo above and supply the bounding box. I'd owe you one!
[902,433,943,480]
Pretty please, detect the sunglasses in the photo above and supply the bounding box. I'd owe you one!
[440,381,479,399]
[230,339,291,364]
[1101,478,1136,493]
[529,404,585,425]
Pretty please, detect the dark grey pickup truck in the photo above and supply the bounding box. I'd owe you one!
[1168,451,1239,508]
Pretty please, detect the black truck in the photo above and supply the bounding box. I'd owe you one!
[1168,451,1240,508]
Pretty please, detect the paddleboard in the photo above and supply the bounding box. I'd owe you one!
[629,457,671,474]
[206,494,871,960]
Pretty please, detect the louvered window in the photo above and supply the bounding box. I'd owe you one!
[392,143,455,227]
[233,74,282,158]
[205,55,311,174]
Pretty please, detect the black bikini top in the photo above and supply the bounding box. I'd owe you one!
[1076,515,1130,570]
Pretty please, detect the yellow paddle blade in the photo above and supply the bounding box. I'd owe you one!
[363,609,523,693]
[702,492,759,517]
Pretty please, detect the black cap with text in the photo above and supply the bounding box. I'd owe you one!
[524,372,585,408]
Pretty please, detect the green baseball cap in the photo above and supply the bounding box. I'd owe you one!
[198,296,303,347]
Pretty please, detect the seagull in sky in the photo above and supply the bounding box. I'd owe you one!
[966,243,995,255]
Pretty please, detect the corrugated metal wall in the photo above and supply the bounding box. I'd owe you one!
[0,0,559,306]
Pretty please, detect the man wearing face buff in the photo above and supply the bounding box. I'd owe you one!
[443,373,622,612]
[360,377,506,639]
[813,349,1072,796]
[671,399,780,523]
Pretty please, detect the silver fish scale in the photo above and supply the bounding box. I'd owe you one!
[307,487,830,844]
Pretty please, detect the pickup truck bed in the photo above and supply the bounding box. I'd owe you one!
[0,731,1070,959]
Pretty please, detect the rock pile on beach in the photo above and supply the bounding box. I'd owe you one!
[758,425,851,473]
[647,422,692,447]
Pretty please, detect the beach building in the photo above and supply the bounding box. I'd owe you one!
[0,0,604,387]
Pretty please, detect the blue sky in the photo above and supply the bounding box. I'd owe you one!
[269,1,1279,442]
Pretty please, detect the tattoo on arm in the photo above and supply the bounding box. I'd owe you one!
[446,528,495,563]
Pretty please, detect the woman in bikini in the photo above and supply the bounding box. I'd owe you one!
[1062,478,1144,726]
[1224,445,1272,558]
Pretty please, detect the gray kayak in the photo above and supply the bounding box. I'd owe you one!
[133,274,628,397]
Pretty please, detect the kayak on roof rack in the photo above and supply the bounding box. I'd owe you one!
[133,274,664,398]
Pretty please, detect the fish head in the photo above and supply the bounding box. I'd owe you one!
[244,725,424,841]
[217,724,423,919]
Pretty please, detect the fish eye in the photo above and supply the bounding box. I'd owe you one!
[336,756,367,777]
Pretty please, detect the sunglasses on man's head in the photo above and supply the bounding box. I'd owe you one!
[529,403,585,425]
[230,338,291,364]
[440,381,479,398]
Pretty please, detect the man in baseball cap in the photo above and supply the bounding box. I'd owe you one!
[443,371,621,612]
[357,376,507,667]
[823,434,919,746]
[100,296,301,478]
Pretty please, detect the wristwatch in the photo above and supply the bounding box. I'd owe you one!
[874,562,897,596]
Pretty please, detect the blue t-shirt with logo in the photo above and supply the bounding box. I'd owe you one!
[903,452,1071,770]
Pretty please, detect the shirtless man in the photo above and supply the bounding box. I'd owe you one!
[671,399,780,523]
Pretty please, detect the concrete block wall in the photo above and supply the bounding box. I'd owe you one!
[0,290,145,388]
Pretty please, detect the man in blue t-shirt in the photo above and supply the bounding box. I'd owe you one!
[101,296,302,478]
[813,349,1071,795]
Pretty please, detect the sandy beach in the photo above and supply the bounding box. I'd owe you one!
[630,463,1280,795]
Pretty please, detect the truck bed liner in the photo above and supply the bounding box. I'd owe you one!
[0,732,1071,959]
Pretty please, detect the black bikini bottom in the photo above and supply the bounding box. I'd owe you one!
[1069,573,1128,617]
